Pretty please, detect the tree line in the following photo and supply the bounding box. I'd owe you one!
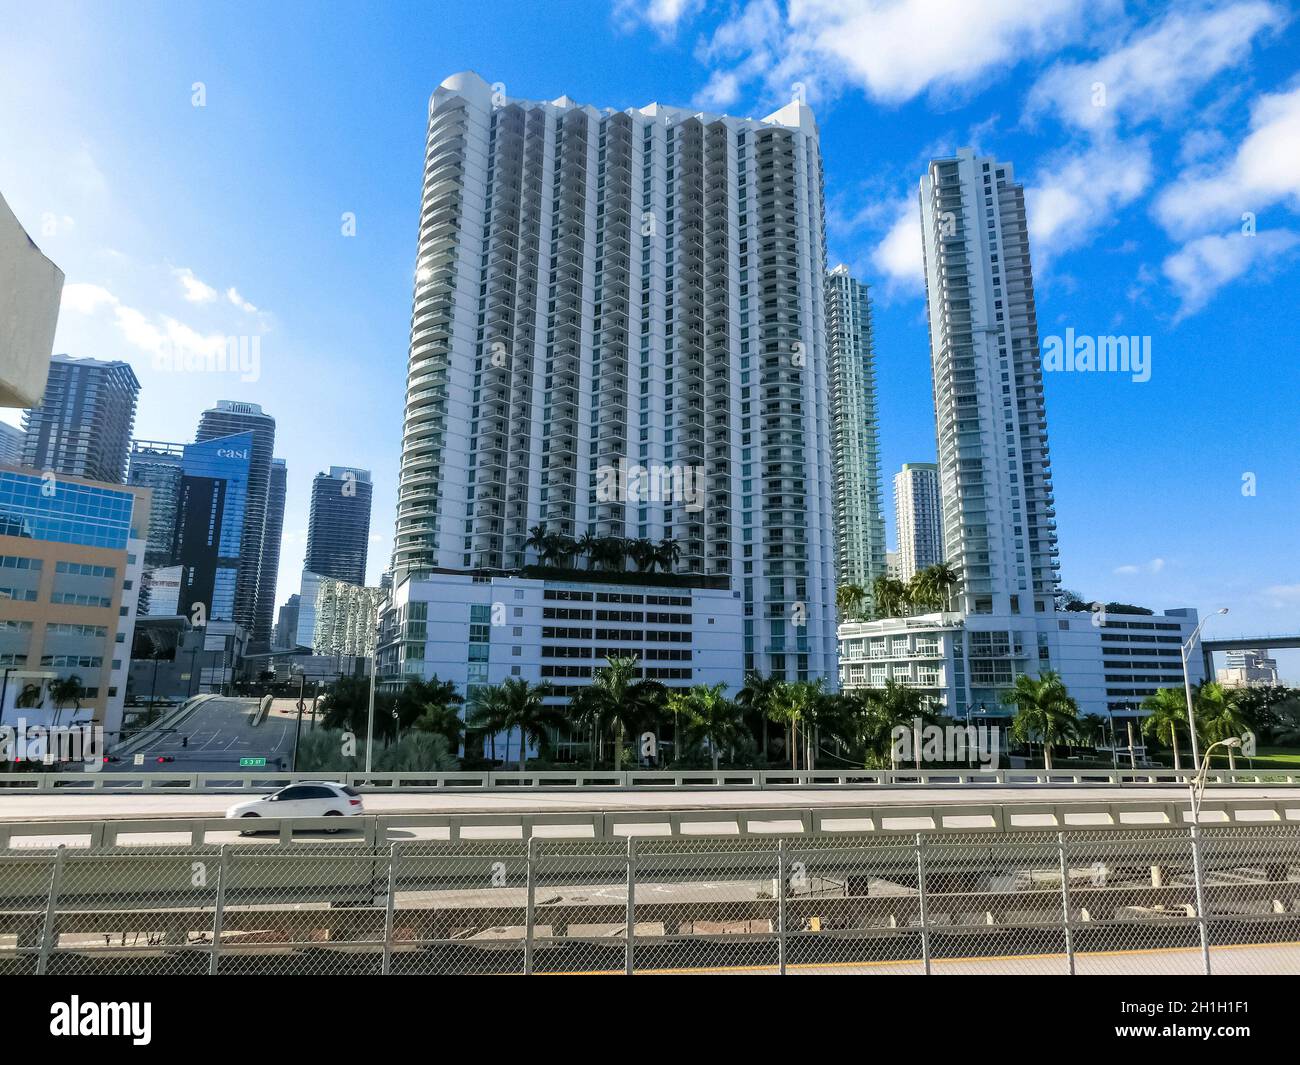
[310,658,1300,774]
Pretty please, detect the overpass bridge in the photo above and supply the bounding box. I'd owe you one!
[1202,632,1300,678]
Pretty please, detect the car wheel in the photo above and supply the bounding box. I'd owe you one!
[324,809,343,833]
[239,811,260,836]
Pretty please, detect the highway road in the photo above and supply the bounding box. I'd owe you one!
[112,696,298,774]
[0,784,1295,821]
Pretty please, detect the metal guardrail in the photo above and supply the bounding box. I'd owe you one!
[5,766,1300,793]
[2,794,1298,850]
[2,825,1298,975]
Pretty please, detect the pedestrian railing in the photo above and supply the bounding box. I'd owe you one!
[3,766,1298,793]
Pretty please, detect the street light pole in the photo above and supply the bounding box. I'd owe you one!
[1181,608,1228,772]
[1186,736,1242,976]
[291,669,306,772]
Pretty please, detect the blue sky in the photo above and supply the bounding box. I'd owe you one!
[1,0,1296,677]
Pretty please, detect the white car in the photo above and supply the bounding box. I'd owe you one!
[226,781,364,829]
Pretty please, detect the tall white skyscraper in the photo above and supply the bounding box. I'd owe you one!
[840,149,1118,726]
[893,461,942,580]
[826,265,885,600]
[919,149,1059,616]
[390,71,837,698]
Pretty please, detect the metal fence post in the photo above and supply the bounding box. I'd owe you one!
[625,836,636,975]
[777,839,788,975]
[915,832,931,975]
[1057,832,1075,975]
[35,845,66,975]
[381,842,400,976]
[524,836,537,976]
[1188,822,1212,975]
[208,845,229,976]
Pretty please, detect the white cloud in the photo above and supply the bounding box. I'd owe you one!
[1262,584,1300,604]
[173,266,218,303]
[1026,137,1152,262]
[700,0,1097,107]
[614,0,703,38]
[1162,229,1300,321]
[226,286,258,314]
[1026,2,1286,132]
[60,282,118,315]
[1113,557,1165,576]
[870,200,925,293]
[59,279,235,360]
[1155,84,1300,240]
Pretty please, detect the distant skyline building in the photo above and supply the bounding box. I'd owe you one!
[256,457,287,649]
[312,577,384,658]
[0,422,23,465]
[21,355,140,484]
[305,465,373,585]
[173,431,252,628]
[127,440,185,568]
[274,593,301,650]
[919,148,1059,615]
[195,401,275,647]
[826,265,886,603]
[893,462,943,581]
[1218,648,1280,689]
[390,71,836,693]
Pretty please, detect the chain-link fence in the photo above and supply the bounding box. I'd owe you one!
[4,826,1299,975]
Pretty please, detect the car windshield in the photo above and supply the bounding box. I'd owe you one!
[342,786,361,797]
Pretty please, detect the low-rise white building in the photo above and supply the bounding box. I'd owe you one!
[838,606,1204,729]
[381,570,745,720]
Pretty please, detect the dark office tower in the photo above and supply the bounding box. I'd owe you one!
[275,593,301,650]
[305,466,373,585]
[255,457,287,650]
[21,354,140,483]
[128,440,186,567]
[174,432,253,625]
[195,401,275,643]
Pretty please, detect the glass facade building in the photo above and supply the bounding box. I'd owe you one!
[174,432,252,625]
[21,355,140,484]
[0,470,135,548]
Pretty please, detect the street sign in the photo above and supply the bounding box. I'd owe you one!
[239,757,267,767]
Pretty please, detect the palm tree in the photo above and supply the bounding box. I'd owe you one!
[766,679,826,771]
[570,655,666,769]
[1079,713,1109,752]
[670,683,742,769]
[1004,671,1079,771]
[834,680,941,769]
[15,683,43,710]
[575,531,600,570]
[905,571,936,612]
[738,671,783,764]
[1141,687,1192,770]
[48,675,85,727]
[1196,681,1253,769]
[468,678,563,772]
[628,538,658,573]
[526,524,550,563]
[836,583,867,620]
[927,562,959,612]
[654,536,681,574]
[589,536,627,572]
[870,574,909,619]
[393,676,463,740]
